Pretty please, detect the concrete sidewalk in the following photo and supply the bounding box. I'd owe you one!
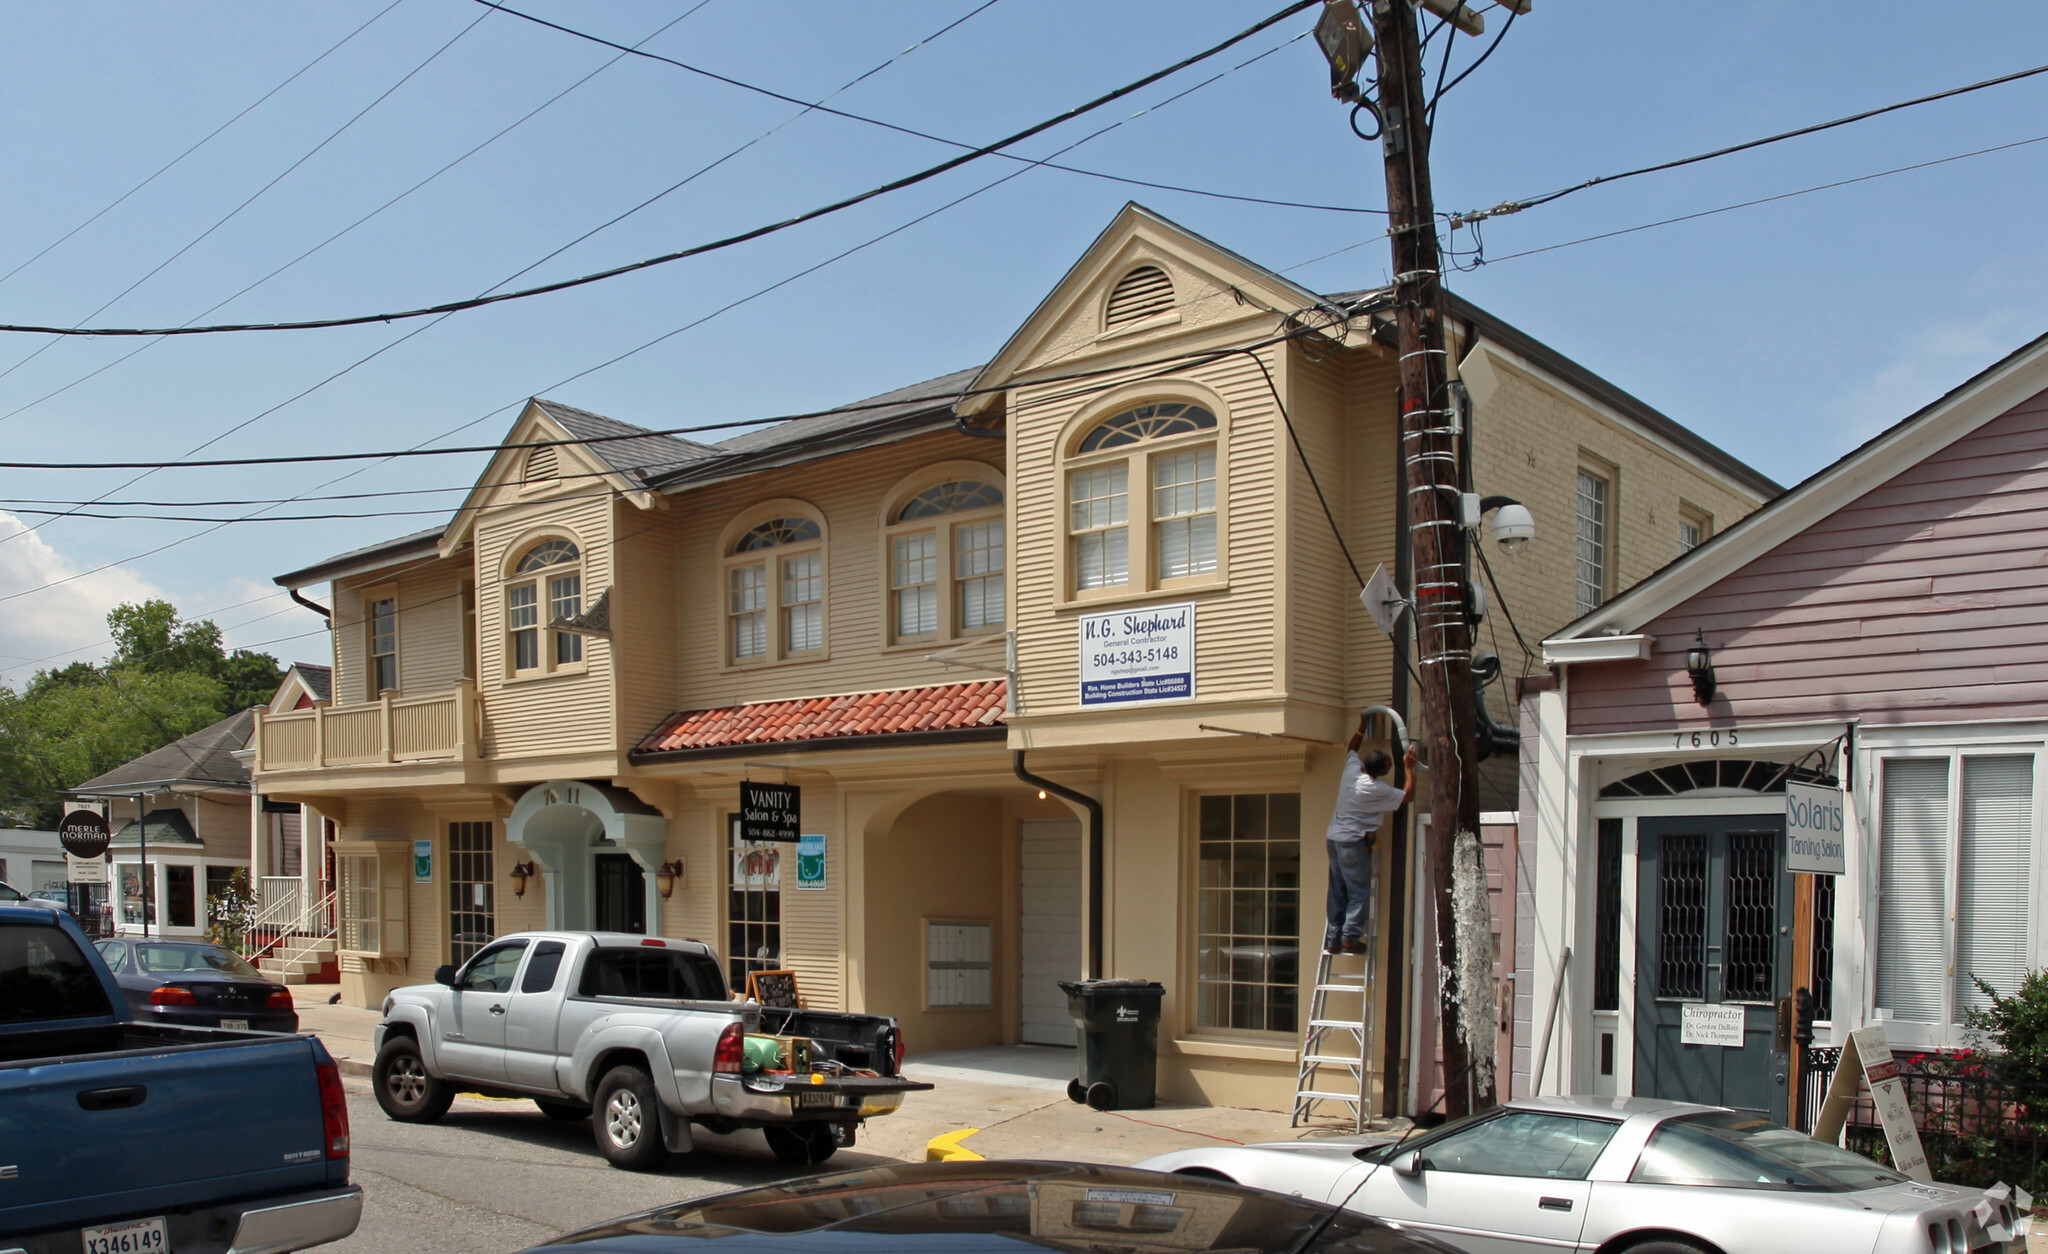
[288,985,1369,1166]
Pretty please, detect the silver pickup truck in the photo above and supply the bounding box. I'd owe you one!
[369,931,931,1171]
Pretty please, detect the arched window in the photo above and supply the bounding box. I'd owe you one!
[883,474,1005,643]
[725,512,825,662]
[506,537,583,674]
[1065,398,1222,595]
[1105,264,1174,328]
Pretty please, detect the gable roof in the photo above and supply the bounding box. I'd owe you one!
[68,708,256,796]
[292,663,332,702]
[956,203,1334,415]
[1545,327,2048,654]
[530,398,719,489]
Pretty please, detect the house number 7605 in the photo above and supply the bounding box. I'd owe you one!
[1674,730,1737,748]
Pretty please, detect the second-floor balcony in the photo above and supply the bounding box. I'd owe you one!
[253,682,477,773]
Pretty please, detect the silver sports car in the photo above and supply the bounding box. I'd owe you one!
[1137,1095,2024,1254]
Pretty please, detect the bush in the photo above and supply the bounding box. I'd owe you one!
[1966,970,2048,1088]
[205,869,258,951]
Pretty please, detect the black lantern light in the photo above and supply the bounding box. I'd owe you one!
[1685,631,1717,705]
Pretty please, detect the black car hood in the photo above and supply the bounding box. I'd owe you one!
[521,1161,1447,1254]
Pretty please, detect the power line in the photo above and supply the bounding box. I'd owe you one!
[0,0,411,291]
[479,0,1382,218]
[0,0,1320,338]
[1478,129,2048,265]
[0,0,712,433]
[1453,56,2048,225]
[0,3,498,370]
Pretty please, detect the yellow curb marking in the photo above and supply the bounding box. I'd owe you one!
[926,1128,985,1162]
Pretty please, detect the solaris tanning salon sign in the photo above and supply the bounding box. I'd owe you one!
[1785,779,1846,875]
[1079,602,1195,706]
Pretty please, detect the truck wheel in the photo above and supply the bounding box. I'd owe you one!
[536,1099,590,1122]
[374,1037,454,1123]
[764,1124,838,1166]
[593,1066,669,1171]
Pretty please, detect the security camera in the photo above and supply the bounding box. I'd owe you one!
[1489,501,1535,556]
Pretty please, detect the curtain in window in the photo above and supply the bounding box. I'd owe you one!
[891,533,938,637]
[782,554,823,651]
[730,564,767,658]
[1877,757,1949,1023]
[955,520,1004,628]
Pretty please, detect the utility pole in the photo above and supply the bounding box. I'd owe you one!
[1322,0,1500,1117]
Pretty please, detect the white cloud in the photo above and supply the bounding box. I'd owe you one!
[0,514,164,682]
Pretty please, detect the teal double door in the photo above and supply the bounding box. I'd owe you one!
[1633,814,1793,1122]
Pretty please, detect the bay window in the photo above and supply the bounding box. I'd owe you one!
[504,537,582,677]
[1065,399,1222,598]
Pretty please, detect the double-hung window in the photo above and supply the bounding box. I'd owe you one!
[726,514,825,663]
[1876,751,2038,1043]
[884,476,1004,643]
[506,538,583,676]
[1065,400,1222,598]
[368,596,398,694]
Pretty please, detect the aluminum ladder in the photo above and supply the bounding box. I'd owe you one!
[1290,937,1376,1131]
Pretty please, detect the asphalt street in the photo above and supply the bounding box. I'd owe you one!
[330,1078,912,1254]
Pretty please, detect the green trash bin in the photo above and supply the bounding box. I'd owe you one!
[1058,978,1165,1111]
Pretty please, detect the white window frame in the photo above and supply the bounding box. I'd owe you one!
[1575,465,1611,616]
[502,536,585,679]
[879,468,1006,647]
[366,590,399,696]
[1060,396,1227,604]
[721,505,827,666]
[1677,503,1711,555]
[1870,743,2043,1048]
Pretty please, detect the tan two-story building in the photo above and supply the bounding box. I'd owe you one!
[250,206,1775,1113]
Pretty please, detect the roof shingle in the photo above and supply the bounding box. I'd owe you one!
[633,680,1005,759]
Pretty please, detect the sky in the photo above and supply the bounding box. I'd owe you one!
[4,0,2048,680]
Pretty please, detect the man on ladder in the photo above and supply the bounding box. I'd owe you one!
[1324,712,1417,956]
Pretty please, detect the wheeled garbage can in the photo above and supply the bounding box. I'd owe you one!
[1057,978,1165,1111]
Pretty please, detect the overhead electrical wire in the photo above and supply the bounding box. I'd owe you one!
[0,3,499,371]
[0,0,411,291]
[0,0,713,432]
[1453,55,2048,224]
[477,0,1382,218]
[0,0,1320,338]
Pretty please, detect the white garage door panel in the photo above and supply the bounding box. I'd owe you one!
[1020,819,1082,1046]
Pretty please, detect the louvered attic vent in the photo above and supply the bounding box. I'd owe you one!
[524,444,560,482]
[1105,265,1174,328]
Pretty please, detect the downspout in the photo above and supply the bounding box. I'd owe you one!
[289,588,331,619]
[1014,751,1104,979]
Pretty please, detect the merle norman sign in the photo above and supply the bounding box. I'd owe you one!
[58,809,112,860]
[740,781,800,844]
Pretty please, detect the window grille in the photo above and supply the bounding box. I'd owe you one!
[1195,792,1301,1032]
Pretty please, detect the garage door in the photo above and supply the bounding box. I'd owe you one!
[1020,819,1082,1046]
[32,860,67,892]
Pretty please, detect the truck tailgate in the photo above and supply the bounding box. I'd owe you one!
[0,1033,336,1236]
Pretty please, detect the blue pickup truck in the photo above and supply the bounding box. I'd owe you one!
[0,903,361,1253]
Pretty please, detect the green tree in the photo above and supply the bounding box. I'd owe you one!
[0,599,285,827]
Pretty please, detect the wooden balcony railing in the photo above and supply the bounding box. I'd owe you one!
[253,681,476,772]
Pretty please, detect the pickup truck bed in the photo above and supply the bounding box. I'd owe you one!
[0,905,360,1253]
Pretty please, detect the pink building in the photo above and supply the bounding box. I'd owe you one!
[1518,331,2048,1120]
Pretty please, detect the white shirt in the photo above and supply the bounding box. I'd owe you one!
[1326,751,1406,843]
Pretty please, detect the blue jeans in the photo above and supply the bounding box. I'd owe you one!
[1325,838,1376,950]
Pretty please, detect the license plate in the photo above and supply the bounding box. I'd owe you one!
[82,1216,167,1254]
[221,1018,249,1030]
[792,1091,852,1109]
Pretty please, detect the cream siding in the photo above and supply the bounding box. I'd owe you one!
[613,502,679,748]
[474,493,616,759]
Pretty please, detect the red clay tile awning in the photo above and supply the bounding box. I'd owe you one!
[631,680,1006,760]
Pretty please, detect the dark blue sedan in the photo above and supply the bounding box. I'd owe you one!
[93,938,300,1032]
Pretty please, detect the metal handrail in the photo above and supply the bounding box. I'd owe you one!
[242,888,337,964]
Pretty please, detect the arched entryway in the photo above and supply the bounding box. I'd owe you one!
[506,780,667,933]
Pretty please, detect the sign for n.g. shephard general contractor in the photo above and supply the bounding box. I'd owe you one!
[1079,603,1195,706]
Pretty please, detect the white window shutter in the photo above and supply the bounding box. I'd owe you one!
[1876,757,1950,1024]
[1954,755,2034,1017]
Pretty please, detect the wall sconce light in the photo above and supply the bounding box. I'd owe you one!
[1685,631,1717,705]
[1037,789,1048,801]
[655,859,686,899]
[508,860,538,898]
